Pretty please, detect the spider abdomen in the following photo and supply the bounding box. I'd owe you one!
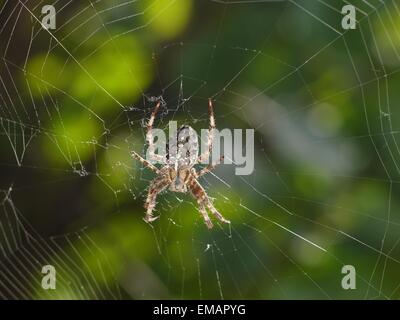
[167,125,198,168]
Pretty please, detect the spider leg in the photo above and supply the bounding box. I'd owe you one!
[198,204,213,229]
[131,151,160,174]
[204,200,230,225]
[144,174,171,223]
[197,98,216,164]
[197,155,224,178]
[146,101,165,163]
[188,175,230,228]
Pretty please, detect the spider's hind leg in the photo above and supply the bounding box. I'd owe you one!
[188,177,230,228]
[199,204,213,229]
[144,175,170,223]
[144,200,159,223]
[205,201,230,225]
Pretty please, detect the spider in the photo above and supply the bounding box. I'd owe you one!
[131,98,230,229]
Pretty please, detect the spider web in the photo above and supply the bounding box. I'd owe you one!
[1,0,400,299]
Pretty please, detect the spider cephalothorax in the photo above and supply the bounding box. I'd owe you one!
[131,99,230,229]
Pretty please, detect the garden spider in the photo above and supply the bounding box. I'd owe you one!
[131,99,230,229]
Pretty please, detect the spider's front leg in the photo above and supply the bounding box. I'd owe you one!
[144,174,171,223]
[146,101,166,164]
[198,99,216,164]
[131,151,160,173]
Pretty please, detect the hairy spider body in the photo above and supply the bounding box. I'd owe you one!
[131,99,230,229]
